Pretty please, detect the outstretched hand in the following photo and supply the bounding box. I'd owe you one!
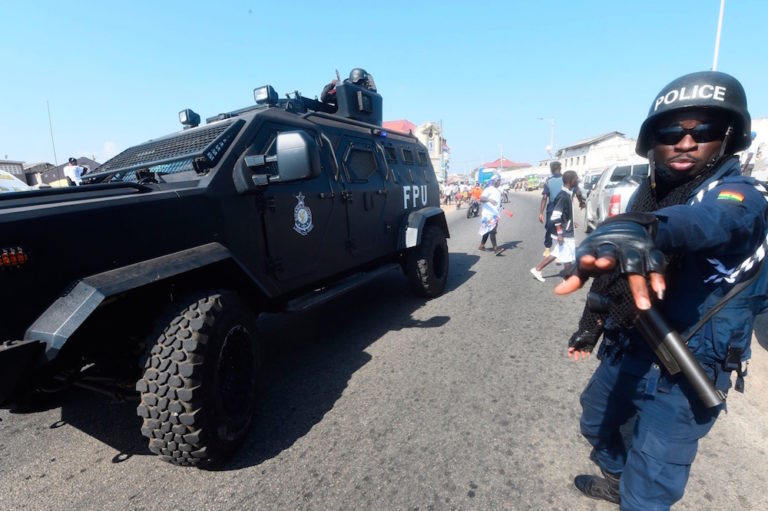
[554,213,667,310]
[556,262,665,310]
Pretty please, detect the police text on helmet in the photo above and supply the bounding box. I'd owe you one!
[654,85,726,112]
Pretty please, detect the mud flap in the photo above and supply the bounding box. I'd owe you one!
[0,340,45,404]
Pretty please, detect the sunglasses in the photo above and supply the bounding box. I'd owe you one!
[653,123,728,145]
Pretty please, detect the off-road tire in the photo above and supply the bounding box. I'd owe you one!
[406,225,449,298]
[136,291,260,468]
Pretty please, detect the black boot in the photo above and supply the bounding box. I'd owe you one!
[574,469,620,505]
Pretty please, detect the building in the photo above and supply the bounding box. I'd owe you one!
[530,131,639,177]
[382,119,417,136]
[557,131,638,173]
[0,160,25,180]
[23,162,59,186]
[476,157,531,182]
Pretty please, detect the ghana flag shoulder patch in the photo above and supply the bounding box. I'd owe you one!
[717,190,744,203]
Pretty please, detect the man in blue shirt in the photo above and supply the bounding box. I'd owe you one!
[538,161,563,258]
[530,170,578,281]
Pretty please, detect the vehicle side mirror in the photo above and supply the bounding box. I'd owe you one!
[234,130,322,194]
[275,131,321,182]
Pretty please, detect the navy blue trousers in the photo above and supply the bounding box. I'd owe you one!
[543,206,555,248]
[579,353,724,510]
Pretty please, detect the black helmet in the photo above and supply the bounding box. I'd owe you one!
[636,71,751,156]
[349,68,370,84]
[68,157,77,164]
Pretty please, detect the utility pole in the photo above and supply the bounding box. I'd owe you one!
[712,0,725,71]
[47,100,61,181]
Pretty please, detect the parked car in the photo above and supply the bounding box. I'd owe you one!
[0,170,31,193]
[584,162,649,232]
[580,170,603,196]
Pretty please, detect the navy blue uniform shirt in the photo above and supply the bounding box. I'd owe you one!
[608,156,768,378]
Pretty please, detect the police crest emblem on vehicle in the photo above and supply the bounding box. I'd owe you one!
[293,192,314,236]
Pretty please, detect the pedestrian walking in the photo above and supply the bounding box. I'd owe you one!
[477,175,505,255]
[539,161,563,257]
[530,170,579,282]
[556,71,768,509]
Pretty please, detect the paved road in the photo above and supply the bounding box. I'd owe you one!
[1,191,767,510]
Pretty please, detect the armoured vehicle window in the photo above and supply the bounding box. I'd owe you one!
[384,146,398,163]
[86,119,242,184]
[345,146,378,181]
[106,160,199,184]
[402,148,415,165]
[417,151,429,166]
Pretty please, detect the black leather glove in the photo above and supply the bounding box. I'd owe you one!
[573,212,666,279]
[568,307,605,353]
[568,329,602,353]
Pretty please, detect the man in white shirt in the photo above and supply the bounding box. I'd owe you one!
[63,157,85,186]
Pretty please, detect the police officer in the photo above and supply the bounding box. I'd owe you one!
[347,67,377,92]
[321,68,377,106]
[556,71,768,508]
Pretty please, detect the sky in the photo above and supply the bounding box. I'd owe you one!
[2,0,767,174]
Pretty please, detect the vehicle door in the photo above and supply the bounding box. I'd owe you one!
[598,165,631,222]
[588,167,611,225]
[337,135,389,259]
[377,141,406,251]
[255,123,345,285]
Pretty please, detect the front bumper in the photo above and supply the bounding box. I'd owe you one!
[0,340,45,404]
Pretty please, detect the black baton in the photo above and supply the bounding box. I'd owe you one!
[635,307,726,408]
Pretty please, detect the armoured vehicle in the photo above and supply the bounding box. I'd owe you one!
[0,75,449,467]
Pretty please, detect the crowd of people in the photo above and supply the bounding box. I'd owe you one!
[442,161,586,280]
[440,180,511,208]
